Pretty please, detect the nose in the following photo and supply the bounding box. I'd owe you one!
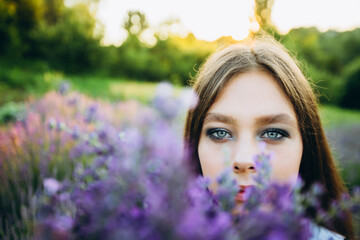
[231,137,257,174]
[233,162,256,174]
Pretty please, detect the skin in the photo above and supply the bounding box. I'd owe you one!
[198,70,303,193]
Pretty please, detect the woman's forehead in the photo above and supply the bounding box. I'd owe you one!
[204,112,297,128]
[207,70,298,124]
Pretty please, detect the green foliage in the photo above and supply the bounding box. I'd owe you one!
[283,28,360,76]
[282,27,360,108]
[0,0,103,72]
[108,36,209,85]
[250,0,280,38]
[42,0,64,25]
[123,10,148,37]
[0,102,25,125]
[67,75,185,104]
[0,0,106,106]
[0,82,24,105]
[1,1,360,110]
[254,0,274,30]
[303,64,345,105]
[0,67,47,106]
[105,11,211,85]
[340,57,360,109]
[29,3,103,73]
[0,0,43,57]
[319,105,360,127]
[0,60,70,105]
[0,4,209,88]
[0,66,40,89]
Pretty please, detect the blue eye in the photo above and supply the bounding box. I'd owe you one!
[260,128,289,141]
[206,128,232,141]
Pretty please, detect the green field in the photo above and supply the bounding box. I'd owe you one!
[2,74,360,128]
[319,105,360,127]
[45,74,184,103]
[71,77,360,127]
[69,76,172,103]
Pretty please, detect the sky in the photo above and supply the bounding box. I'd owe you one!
[95,0,360,46]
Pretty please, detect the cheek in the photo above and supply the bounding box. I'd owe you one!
[198,138,226,190]
[270,141,303,187]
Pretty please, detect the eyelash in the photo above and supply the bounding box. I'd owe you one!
[206,128,290,142]
[260,128,289,142]
[206,128,232,141]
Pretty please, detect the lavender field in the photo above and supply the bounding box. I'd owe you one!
[0,84,359,239]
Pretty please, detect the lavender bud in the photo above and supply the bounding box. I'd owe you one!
[44,178,62,195]
[58,81,71,96]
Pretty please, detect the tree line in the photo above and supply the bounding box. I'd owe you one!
[0,0,359,108]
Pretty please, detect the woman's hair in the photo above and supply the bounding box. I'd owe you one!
[184,37,354,239]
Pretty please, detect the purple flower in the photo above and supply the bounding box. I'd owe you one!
[84,104,98,123]
[58,81,71,96]
[44,178,62,195]
[2,84,358,240]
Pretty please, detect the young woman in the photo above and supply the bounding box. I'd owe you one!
[184,37,354,239]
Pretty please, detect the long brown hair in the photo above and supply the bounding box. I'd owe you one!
[184,37,354,239]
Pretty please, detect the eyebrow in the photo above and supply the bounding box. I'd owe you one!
[203,112,297,127]
[255,114,296,127]
[203,113,237,125]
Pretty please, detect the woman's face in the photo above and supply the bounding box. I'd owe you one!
[198,70,303,202]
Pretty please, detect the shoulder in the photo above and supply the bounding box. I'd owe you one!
[309,222,345,240]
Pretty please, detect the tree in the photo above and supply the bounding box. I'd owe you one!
[254,0,274,29]
[340,58,360,109]
[43,0,64,25]
[250,0,278,37]
[0,0,43,56]
[29,2,103,72]
[123,11,149,39]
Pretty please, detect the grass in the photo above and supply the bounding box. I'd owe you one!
[0,68,186,106]
[0,73,187,124]
[1,68,360,125]
[71,78,360,127]
[61,75,185,104]
[69,76,160,103]
[319,105,360,127]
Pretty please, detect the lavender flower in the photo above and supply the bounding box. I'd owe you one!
[44,178,62,195]
[0,85,358,240]
[58,81,71,96]
[84,104,98,123]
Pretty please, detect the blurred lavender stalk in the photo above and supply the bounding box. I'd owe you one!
[0,82,358,240]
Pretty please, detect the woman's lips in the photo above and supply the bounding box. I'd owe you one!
[235,185,252,202]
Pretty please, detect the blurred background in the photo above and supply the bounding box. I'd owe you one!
[1,0,360,106]
[0,0,359,186]
[0,1,359,238]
